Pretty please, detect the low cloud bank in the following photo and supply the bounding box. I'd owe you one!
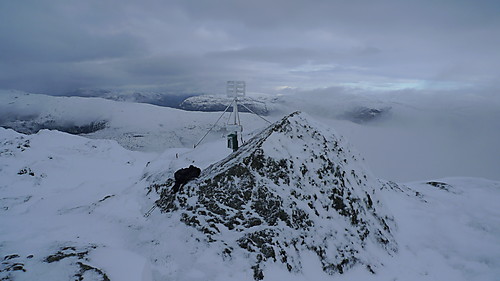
[280,86,500,182]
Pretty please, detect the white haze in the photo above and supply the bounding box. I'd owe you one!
[280,87,500,182]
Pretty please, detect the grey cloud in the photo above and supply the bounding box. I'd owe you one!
[0,2,145,64]
[207,47,316,66]
[0,0,499,94]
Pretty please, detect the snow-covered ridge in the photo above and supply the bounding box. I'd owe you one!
[155,112,397,279]
[179,94,280,115]
[64,88,194,108]
[0,90,272,152]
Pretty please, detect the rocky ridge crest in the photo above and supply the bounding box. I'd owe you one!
[156,111,397,279]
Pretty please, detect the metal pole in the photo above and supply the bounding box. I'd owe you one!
[194,100,234,148]
[233,97,238,125]
[239,102,272,124]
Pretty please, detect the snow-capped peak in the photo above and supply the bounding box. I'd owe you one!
[155,112,397,280]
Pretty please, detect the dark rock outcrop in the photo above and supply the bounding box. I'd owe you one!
[341,106,391,123]
[1,120,107,135]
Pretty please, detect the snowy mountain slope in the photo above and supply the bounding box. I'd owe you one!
[153,112,397,279]
[376,178,500,281]
[179,94,280,115]
[63,88,194,108]
[1,115,500,280]
[0,90,274,152]
[0,127,154,280]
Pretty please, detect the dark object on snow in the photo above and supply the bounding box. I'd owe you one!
[227,133,238,151]
[172,165,201,192]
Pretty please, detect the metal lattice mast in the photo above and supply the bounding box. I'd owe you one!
[226,81,245,151]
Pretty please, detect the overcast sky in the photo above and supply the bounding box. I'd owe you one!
[1,0,499,95]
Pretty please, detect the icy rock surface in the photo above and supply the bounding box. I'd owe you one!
[156,111,397,279]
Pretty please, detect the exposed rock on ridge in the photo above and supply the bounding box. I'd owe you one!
[156,111,397,279]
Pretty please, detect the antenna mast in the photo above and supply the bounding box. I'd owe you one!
[226,81,245,151]
[195,80,268,152]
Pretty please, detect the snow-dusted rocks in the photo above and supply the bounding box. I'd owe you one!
[156,112,397,279]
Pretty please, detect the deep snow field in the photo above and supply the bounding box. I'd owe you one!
[1,90,500,280]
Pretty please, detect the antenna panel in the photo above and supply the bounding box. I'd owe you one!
[227,81,246,97]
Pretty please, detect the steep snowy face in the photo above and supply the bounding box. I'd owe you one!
[156,112,397,279]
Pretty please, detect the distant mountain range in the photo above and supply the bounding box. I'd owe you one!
[63,88,197,108]
[179,94,278,116]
